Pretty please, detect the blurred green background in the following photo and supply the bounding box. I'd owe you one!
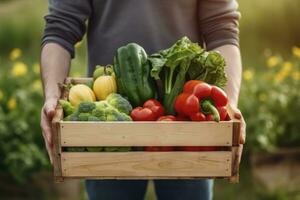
[0,0,299,199]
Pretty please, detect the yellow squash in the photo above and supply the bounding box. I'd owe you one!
[93,75,117,100]
[68,84,96,106]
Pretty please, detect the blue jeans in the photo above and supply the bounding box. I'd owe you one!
[85,179,213,200]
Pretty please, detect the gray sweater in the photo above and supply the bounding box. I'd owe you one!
[42,0,240,76]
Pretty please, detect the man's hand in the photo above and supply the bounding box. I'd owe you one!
[40,98,58,164]
[213,44,244,163]
[40,43,71,164]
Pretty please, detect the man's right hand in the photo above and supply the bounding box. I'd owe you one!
[40,97,58,164]
[40,43,71,164]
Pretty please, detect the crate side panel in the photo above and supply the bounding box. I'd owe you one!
[61,152,232,178]
[60,122,233,147]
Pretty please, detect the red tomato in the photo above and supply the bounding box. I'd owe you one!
[157,115,176,121]
[143,99,165,118]
[130,107,157,121]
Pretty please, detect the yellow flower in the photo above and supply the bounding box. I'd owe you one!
[258,93,267,102]
[274,71,286,83]
[292,71,300,80]
[32,80,42,91]
[9,48,22,61]
[282,62,293,73]
[75,41,82,49]
[33,63,40,74]
[7,97,17,110]
[0,90,4,101]
[243,70,254,81]
[274,62,293,83]
[267,56,280,68]
[292,46,300,58]
[11,62,28,77]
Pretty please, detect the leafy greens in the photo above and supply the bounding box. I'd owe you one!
[148,36,227,114]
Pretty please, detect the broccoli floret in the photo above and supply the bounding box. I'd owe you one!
[91,107,105,118]
[64,112,80,121]
[104,106,121,121]
[104,147,131,152]
[106,112,132,121]
[86,147,103,152]
[118,113,132,121]
[106,93,132,115]
[95,101,110,110]
[78,113,91,121]
[104,105,119,115]
[87,116,101,121]
[78,101,96,113]
[59,100,75,116]
[65,147,86,152]
[104,105,132,121]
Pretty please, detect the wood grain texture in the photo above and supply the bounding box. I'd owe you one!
[67,77,92,85]
[229,146,240,183]
[60,122,233,147]
[227,105,241,146]
[61,152,232,178]
[52,78,241,181]
[52,107,63,180]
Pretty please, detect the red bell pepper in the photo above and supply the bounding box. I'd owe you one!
[174,93,199,116]
[131,99,164,121]
[217,106,228,121]
[174,80,228,122]
[158,115,176,121]
[183,80,202,94]
[206,114,214,121]
[190,112,206,121]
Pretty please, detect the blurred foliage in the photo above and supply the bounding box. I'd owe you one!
[0,49,50,183]
[240,48,300,152]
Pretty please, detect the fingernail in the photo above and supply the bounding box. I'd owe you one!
[234,113,241,119]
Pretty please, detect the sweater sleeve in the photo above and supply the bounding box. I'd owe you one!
[42,0,92,58]
[198,0,241,50]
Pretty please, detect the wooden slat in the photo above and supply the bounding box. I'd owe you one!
[226,105,241,146]
[229,146,240,183]
[232,122,241,146]
[61,152,232,178]
[66,77,92,85]
[52,107,64,182]
[60,122,233,147]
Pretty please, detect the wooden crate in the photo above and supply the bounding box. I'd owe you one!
[52,78,241,182]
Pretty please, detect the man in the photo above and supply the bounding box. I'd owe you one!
[40,0,246,200]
